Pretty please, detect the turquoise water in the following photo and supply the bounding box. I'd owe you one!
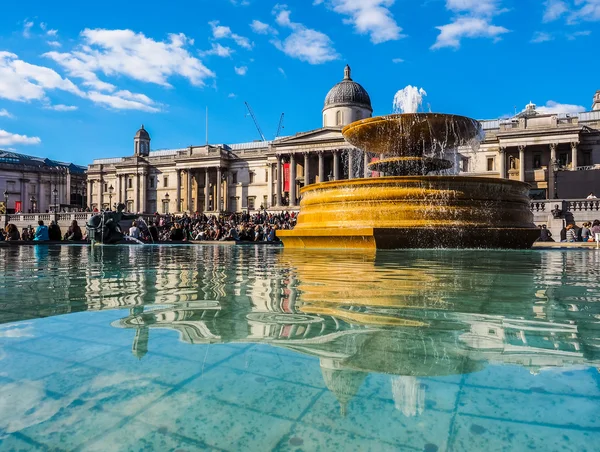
[1,245,600,451]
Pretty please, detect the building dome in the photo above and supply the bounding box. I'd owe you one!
[135,124,150,140]
[324,65,372,111]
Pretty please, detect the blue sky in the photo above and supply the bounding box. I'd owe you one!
[0,0,598,165]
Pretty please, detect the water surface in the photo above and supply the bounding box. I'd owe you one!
[1,245,599,451]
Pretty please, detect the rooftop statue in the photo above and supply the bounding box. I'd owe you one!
[86,203,139,244]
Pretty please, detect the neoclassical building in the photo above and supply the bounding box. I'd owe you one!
[87,67,600,213]
[0,150,86,214]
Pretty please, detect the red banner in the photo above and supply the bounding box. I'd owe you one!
[15,201,22,213]
[370,157,380,178]
[283,163,290,192]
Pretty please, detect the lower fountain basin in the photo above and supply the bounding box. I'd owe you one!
[277,176,540,249]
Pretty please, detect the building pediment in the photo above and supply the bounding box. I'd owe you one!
[273,127,345,147]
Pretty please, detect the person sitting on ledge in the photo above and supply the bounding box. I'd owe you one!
[565,224,577,243]
[48,221,62,241]
[587,192,597,199]
[33,220,49,241]
[538,225,553,242]
[64,220,83,241]
[169,223,184,241]
[5,224,19,241]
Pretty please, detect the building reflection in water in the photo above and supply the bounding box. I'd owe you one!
[2,245,600,417]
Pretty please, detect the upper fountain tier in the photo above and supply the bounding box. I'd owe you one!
[342,113,481,157]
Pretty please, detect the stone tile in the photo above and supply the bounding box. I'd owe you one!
[224,346,326,389]
[451,414,600,452]
[0,379,123,450]
[140,386,293,450]
[147,336,247,367]
[275,422,402,452]
[301,390,452,450]
[80,419,212,452]
[0,348,74,381]
[458,385,600,429]
[8,335,119,365]
[84,347,204,386]
[186,364,323,420]
[464,364,600,397]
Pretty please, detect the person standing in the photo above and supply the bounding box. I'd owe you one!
[34,220,49,241]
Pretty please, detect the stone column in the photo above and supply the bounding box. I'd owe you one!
[98,176,103,209]
[498,147,506,179]
[276,155,282,207]
[267,164,273,208]
[134,173,140,212]
[549,143,557,199]
[518,146,525,182]
[363,152,369,178]
[289,154,296,206]
[348,150,354,180]
[571,142,578,171]
[216,167,222,212]
[176,170,182,213]
[195,172,202,212]
[140,172,147,213]
[186,170,193,212]
[333,151,340,181]
[87,180,92,210]
[318,151,325,183]
[205,168,210,212]
[304,153,311,187]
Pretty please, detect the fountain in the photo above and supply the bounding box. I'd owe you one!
[277,91,539,249]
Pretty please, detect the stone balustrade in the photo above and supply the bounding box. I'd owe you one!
[1,212,156,230]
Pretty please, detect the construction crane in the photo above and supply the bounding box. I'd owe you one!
[244,101,266,142]
[275,113,285,138]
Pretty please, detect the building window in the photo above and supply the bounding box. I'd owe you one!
[460,157,470,173]
[249,172,255,184]
[336,111,343,126]
[232,172,237,184]
[6,181,15,191]
[127,201,133,212]
[104,183,108,192]
[30,184,36,194]
[265,170,269,183]
[149,177,154,188]
[487,157,495,172]
[162,201,169,214]
[559,153,568,167]
[128,178,132,189]
[248,196,256,210]
[584,152,592,166]
[263,195,268,209]
[230,196,237,211]
[533,154,542,169]
[163,176,168,187]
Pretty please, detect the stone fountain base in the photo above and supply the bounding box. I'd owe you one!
[276,176,540,250]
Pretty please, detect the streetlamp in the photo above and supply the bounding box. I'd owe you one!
[3,190,8,211]
[52,187,58,212]
[108,185,114,210]
[164,192,170,214]
[30,195,36,213]
[551,159,561,199]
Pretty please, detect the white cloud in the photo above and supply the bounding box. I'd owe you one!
[543,0,569,22]
[209,21,253,49]
[531,31,553,43]
[46,41,61,48]
[316,0,404,44]
[568,0,600,23]
[278,67,286,76]
[199,43,234,57]
[536,100,586,115]
[271,6,339,64]
[44,104,78,111]
[392,57,404,63]
[234,66,248,75]
[0,51,83,102]
[567,30,592,39]
[44,29,215,89]
[230,0,250,5]
[228,93,237,98]
[40,22,47,31]
[431,17,508,49]
[250,20,278,35]
[87,90,160,112]
[446,0,504,16]
[23,20,34,38]
[47,29,58,37]
[0,109,13,118]
[0,129,41,146]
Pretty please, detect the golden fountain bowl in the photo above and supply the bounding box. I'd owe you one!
[342,113,481,157]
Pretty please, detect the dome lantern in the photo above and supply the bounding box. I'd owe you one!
[323,65,372,127]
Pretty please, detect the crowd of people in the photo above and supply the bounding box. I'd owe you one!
[538,220,600,242]
[125,211,297,243]
[0,211,297,243]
